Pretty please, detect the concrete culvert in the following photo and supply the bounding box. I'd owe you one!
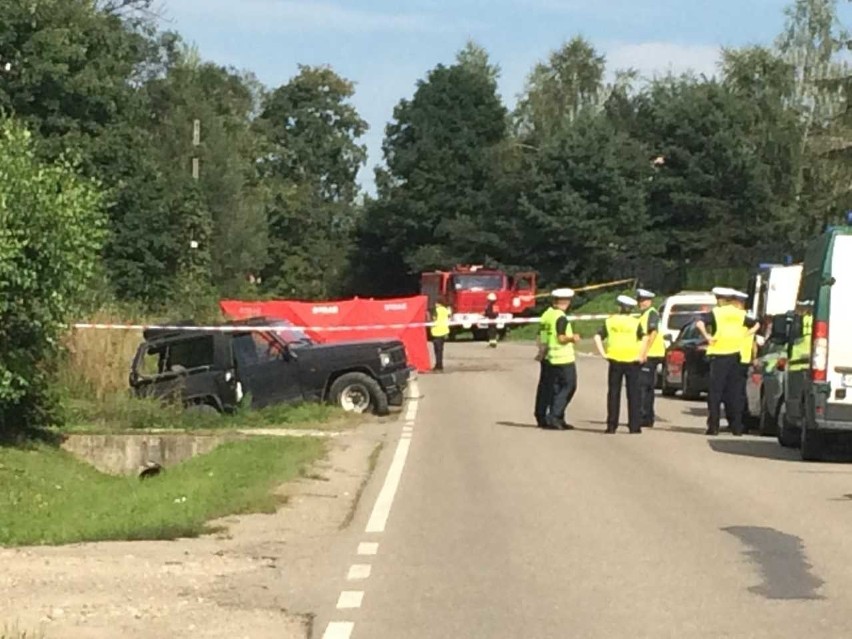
[139,462,163,480]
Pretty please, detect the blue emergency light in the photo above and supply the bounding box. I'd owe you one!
[847,210,852,225]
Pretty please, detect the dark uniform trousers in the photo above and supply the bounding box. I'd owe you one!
[725,364,750,429]
[639,357,662,427]
[548,363,577,427]
[432,337,445,370]
[708,354,744,434]
[534,361,552,426]
[607,361,641,432]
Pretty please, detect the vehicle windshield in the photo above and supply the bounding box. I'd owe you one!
[453,274,503,291]
[669,304,713,330]
[266,319,312,345]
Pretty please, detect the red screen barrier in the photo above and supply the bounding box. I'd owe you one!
[219,296,430,372]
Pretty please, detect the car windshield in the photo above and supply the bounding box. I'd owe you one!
[266,319,312,345]
[453,274,503,291]
[669,304,713,330]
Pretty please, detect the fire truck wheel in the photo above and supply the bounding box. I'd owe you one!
[329,373,389,416]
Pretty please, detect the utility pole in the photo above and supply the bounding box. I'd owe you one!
[192,118,201,180]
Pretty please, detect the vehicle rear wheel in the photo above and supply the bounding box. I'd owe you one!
[329,373,389,416]
[661,363,677,397]
[681,367,701,401]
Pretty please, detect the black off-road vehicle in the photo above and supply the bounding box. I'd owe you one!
[129,317,413,415]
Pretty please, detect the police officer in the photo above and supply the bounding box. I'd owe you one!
[535,288,575,428]
[636,289,665,428]
[594,295,643,434]
[485,293,499,348]
[430,296,451,372]
[542,288,580,430]
[695,287,758,436]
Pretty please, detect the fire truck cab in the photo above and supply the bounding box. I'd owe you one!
[420,265,537,340]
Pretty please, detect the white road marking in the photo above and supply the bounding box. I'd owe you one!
[322,621,354,639]
[404,401,418,422]
[348,564,372,580]
[358,542,379,555]
[366,433,413,533]
[337,591,364,609]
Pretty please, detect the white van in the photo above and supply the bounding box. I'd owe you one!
[659,291,717,344]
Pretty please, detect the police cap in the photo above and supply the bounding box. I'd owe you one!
[636,288,655,300]
[617,294,638,308]
[551,288,575,299]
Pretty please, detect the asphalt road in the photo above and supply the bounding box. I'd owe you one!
[319,341,852,639]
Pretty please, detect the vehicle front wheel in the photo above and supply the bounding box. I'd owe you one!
[186,402,220,416]
[329,373,389,416]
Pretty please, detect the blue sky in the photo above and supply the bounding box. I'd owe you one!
[160,0,846,190]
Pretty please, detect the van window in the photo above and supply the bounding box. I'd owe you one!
[668,304,712,331]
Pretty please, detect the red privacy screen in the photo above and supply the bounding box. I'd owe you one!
[219,296,430,372]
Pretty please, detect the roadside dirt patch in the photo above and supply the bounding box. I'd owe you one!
[0,422,389,639]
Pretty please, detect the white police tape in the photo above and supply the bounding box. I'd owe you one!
[71,311,709,334]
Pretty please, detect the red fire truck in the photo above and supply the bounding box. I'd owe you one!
[420,265,537,340]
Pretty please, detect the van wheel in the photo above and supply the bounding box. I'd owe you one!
[800,426,825,462]
[330,373,389,416]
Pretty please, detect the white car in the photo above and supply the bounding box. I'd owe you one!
[654,291,716,388]
[659,291,717,345]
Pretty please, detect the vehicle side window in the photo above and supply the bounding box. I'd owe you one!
[166,336,214,371]
[139,345,166,376]
[233,333,282,366]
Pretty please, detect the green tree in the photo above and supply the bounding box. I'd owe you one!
[0,120,106,433]
[355,51,510,295]
[515,113,652,286]
[632,77,783,264]
[515,37,607,141]
[257,65,368,298]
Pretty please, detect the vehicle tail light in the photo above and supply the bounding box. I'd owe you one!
[668,351,685,365]
[776,357,787,371]
[812,320,829,382]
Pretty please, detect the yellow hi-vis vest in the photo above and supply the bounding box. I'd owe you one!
[706,306,746,356]
[605,314,642,363]
[546,310,576,365]
[739,326,754,365]
[789,313,813,371]
[431,304,451,338]
[640,307,666,359]
[538,307,559,344]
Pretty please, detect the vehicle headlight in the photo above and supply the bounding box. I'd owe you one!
[380,352,391,368]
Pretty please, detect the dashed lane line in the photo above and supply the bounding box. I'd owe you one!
[321,621,354,639]
[347,564,372,580]
[337,590,365,609]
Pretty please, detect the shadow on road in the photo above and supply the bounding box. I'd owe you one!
[707,439,801,461]
[495,421,538,429]
[684,405,709,418]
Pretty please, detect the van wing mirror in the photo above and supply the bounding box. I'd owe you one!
[770,314,791,343]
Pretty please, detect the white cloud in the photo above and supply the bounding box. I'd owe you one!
[166,0,439,33]
[605,42,722,80]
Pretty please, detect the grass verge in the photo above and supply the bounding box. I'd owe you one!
[61,395,347,434]
[0,437,324,547]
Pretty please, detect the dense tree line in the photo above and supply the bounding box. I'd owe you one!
[0,0,849,426]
